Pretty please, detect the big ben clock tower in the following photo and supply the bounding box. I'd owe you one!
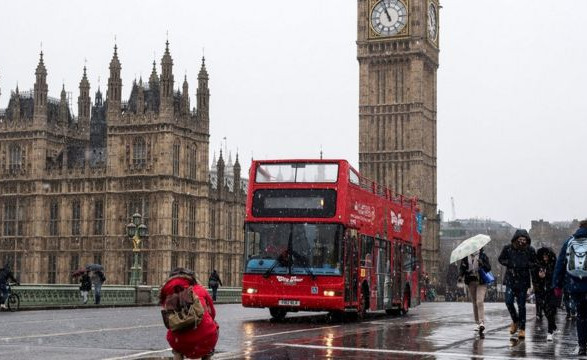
[357,0,440,280]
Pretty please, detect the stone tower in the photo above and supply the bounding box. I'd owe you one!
[357,0,440,279]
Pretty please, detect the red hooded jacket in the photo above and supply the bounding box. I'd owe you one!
[160,277,219,358]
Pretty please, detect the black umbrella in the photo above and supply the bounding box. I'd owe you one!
[86,263,104,271]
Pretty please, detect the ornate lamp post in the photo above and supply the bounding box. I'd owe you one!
[127,213,147,286]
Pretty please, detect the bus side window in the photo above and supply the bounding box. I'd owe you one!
[361,235,374,268]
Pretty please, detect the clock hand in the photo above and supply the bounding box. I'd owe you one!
[382,2,392,22]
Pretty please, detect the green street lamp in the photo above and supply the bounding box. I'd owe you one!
[127,213,147,286]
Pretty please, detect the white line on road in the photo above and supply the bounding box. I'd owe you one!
[252,325,341,338]
[102,348,172,360]
[0,324,161,341]
[273,343,548,360]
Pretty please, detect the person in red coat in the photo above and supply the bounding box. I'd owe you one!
[160,268,219,360]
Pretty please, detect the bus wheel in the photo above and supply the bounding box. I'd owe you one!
[269,307,287,321]
[401,287,410,315]
[328,311,344,322]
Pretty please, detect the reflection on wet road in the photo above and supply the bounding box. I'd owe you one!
[0,302,581,359]
[217,303,580,359]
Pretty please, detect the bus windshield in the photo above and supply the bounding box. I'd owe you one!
[244,223,343,276]
[255,163,339,183]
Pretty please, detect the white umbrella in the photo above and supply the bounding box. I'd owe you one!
[450,234,491,264]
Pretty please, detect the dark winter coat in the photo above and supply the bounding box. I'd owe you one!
[498,229,536,290]
[80,273,92,291]
[553,227,587,294]
[532,247,556,293]
[208,271,222,288]
[0,266,17,286]
[459,250,492,285]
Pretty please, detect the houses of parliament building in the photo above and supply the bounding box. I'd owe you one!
[0,42,246,286]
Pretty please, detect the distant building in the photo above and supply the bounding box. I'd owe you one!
[0,43,246,286]
[530,219,580,250]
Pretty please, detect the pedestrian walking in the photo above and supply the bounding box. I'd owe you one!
[563,287,577,319]
[91,270,106,304]
[79,270,92,304]
[0,263,18,310]
[553,219,587,355]
[208,269,222,301]
[160,267,219,360]
[532,247,558,341]
[498,229,536,339]
[459,248,492,335]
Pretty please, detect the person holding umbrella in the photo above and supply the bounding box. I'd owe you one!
[87,264,105,305]
[498,229,536,339]
[451,234,492,336]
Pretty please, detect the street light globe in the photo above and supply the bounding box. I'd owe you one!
[126,222,137,237]
[138,224,148,237]
[132,213,142,226]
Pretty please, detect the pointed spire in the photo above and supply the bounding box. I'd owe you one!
[109,44,121,70]
[149,60,158,87]
[198,56,208,80]
[61,84,66,100]
[36,51,47,76]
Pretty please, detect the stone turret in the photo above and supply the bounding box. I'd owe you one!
[217,149,225,194]
[107,45,122,119]
[159,41,174,115]
[181,75,190,116]
[233,153,241,194]
[196,57,209,125]
[78,66,91,126]
[59,84,68,125]
[33,52,48,125]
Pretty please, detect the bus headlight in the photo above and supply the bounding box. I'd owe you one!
[324,290,336,297]
[246,288,258,294]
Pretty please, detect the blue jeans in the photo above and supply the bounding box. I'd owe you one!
[505,286,528,329]
[572,293,587,347]
[94,282,102,304]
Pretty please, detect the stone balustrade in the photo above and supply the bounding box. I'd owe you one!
[8,285,242,309]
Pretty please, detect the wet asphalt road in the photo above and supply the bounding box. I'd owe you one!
[0,302,582,359]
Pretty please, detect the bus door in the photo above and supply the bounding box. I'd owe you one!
[360,235,374,309]
[344,229,359,305]
[392,241,403,303]
[376,239,391,309]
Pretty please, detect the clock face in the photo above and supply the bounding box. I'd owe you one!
[427,2,438,41]
[370,0,408,37]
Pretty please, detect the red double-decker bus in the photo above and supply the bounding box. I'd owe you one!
[242,159,422,320]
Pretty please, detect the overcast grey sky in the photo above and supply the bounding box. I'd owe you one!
[1,1,585,230]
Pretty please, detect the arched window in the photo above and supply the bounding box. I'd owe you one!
[173,142,180,176]
[71,199,81,236]
[133,137,146,168]
[49,200,59,236]
[9,144,22,171]
[172,200,179,236]
[188,145,197,180]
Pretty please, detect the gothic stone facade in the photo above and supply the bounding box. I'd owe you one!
[357,0,440,280]
[0,43,246,286]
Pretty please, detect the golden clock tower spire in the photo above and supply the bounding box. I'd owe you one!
[357,0,440,281]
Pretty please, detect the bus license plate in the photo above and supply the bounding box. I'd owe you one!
[278,300,300,306]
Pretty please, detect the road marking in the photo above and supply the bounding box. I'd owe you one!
[0,324,161,341]
[273,343,547,360]
[102,348,172,360]
[253,325,341,338]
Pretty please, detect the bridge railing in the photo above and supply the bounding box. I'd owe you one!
[8,285,242,309]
